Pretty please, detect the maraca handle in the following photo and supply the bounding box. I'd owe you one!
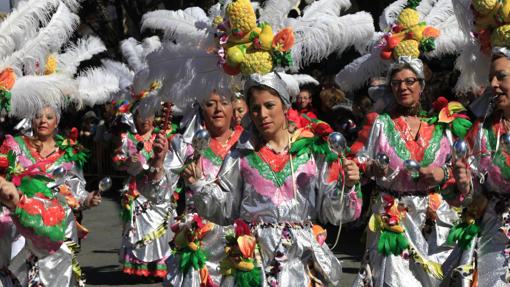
[161,102,173,133]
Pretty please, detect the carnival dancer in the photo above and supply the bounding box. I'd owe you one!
[180,72,361,287]
[350,56,468,286]
[113,105,176,279]
[163,90,243,286]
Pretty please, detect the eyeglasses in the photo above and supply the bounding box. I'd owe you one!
[390,77,419,88]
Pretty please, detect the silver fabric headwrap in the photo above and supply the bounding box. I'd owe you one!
[244,72,291,107]
[493,46,510,59]
[387,56,425,81]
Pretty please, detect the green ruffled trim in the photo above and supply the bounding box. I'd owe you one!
[120,200,133,223]
[245,150,309,187]
[447,222,480,250]
[379,114,444,167]
[451,118,472,139]
[486,126,510,180]
[377,230,409,256]
[14,207,66,242]
[202,147,224,166]
[18,175,53,198]
[14,136,36,164]
[0,89,11,112]
[234,264,262,287]
[123,261,167,271]
[178,246,207,273]
[290,136,338,163]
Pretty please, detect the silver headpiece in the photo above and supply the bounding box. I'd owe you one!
[493,46,510,59]
[387,56,425,82]
[244,72,291,107]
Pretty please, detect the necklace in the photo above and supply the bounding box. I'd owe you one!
[265,142,289,154]
[402,116,422,142]
[213,129,234,148]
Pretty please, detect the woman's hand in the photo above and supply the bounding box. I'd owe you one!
[452,159,472,195]
[0,177,19,210]
[182,161,203,186]
[87,192,102,207]
[152,132,169,165]
[343,159,360,188]
[419,166,445,185]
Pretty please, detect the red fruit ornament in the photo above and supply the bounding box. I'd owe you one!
[223,63,241,75]
[380,49,393,60]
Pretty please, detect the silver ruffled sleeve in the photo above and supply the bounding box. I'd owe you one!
[316,155,362,225]
[190,150,243,226]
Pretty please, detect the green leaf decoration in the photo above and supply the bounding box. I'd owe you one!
[272,51,293,67]
[451,118,473,139]
[234,265,262,287]
[0,89,11,112]
[419,38,436,53]
[178,245,207,274]
[447,221,480,250]
[377,230,409,256]
[406,0,421,9]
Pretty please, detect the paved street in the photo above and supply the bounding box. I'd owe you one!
[78,190,363,286]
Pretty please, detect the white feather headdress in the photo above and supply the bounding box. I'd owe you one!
[0,1,112,119]
[141,0,374,110]
[335,0,468,93]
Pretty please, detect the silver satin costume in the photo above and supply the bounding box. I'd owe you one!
[164,122,243,287]
[114,131,176,278]
[442,119,510,286]
[0,135,89,286]
[351,114,458,287]
[190,131,362,287]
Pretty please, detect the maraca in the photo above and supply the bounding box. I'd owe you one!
[97,177,112,195]
[328,132,347,156]
[404,159,420,180]
[501,133,510,154]
[192,129,211,160]
[452,139,468,160]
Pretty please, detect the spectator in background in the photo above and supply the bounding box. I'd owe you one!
[231,92,248,127]
[294,84,318,119]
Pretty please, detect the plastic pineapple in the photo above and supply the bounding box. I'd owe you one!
[497,0,510,23]
[44,54,58,75]
[240,50,274,75]
[491,24,510,47]
[227,0,257,37]
[397,8,420,29]
[472,0,499,15]
[394,39,420,58]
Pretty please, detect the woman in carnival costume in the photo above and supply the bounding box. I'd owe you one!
[113,99,177,279]
[141,1,374,286]
[0,0,120,285]
[443,0,510,285]
[334,0,473,285]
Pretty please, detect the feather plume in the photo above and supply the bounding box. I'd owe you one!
[208,3,222,20]
[120,38,145,72]
[101,59,134,91]
[10,74,76,118]
[146,43,240,109]
[302,0,351,19]
[454,40,490,93]
[75,67,119,108]
[278,72,319,99]
[428,24,468,58]
[1,4,80,73]
[290,11,375,69]
[141,9,209,45]
[378,0,407,31]
[423,0,454,27]
[259,0,301,30]
[416,0,438,18]
[141,36,161,58]
[0,0,58,59]
[335,53,389,92]
[58,36,107,75]
[452,0,473,35]
[61,0,83,12]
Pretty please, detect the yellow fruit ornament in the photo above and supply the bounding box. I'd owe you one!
[393,39,420,58]
[491,24,510,47]
[227,0,257,38]
[397,8,420,29]
[240,50,273,75]
[226,44,246,67]
[44,54,58,75]
[472,0,499,15]
[258,24,274,50]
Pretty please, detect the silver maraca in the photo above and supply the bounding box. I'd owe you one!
[97,177,112,194]
[375,153,390,167]
[192,129,211,158]
[328,132,347,156]
[49,166,67,188]
[404,159,420,180]
[501,133,510,154]
[452,139,468,159]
